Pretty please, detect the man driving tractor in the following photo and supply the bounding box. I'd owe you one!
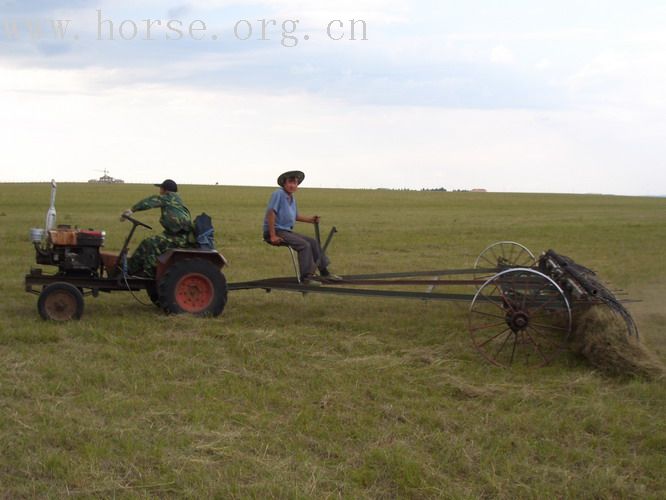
[121,179,193,277]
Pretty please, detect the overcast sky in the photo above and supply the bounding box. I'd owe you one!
[1,0,665,194]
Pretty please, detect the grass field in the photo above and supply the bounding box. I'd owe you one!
[1,182,665,498]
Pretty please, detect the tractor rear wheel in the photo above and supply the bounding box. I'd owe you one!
[158,259,227,316]
[38,282,84,321]
[146,282,160,307]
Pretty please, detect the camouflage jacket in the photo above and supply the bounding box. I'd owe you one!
[132,192,193,236]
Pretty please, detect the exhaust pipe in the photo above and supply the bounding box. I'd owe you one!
[45,179,57,231]
[29,179,57,244]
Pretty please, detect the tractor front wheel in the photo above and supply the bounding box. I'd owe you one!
[38,282,85,321]
[158,259,227,316]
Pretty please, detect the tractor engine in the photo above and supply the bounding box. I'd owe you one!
[32,226,105,276]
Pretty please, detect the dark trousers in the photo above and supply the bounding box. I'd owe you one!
[127,232,190,278]
[269,230,330,278]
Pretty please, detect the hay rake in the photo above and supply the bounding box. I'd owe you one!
[228,239,637,368]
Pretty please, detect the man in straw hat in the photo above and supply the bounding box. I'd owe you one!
[263,170,340,285]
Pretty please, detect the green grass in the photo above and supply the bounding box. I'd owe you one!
[1,183,665,497]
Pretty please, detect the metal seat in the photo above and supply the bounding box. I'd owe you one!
[264,240,301,283]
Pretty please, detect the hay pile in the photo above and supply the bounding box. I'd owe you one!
[571,306,665,380]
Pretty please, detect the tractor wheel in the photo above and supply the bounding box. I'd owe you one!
[158,259,227,316]
[38,282,85,321]
[146,282,160,307]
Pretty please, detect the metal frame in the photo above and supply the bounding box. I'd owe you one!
[229,267,499,303]
[25,270,151,295]
[285,246,301,283]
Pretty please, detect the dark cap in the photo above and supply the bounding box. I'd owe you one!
[154,179,178,192]
[277,170,305,187]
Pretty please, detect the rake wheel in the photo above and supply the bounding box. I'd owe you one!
[469,268,572,368]
[473,241,537,286]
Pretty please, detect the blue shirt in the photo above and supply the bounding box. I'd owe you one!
[263,188,297,233]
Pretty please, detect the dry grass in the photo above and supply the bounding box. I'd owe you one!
[572,306,666,380]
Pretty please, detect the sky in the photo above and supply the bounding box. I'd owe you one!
[1,0,665,195]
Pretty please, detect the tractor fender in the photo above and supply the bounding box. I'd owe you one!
[155,248,227,283]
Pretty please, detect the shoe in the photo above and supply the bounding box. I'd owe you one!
[302,277,321,287]
[320,271,343,281]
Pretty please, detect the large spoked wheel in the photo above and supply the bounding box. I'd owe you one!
[469,268,572,368]
[158,259,227,316]
[474,241,536,282]
[38,282,85,321]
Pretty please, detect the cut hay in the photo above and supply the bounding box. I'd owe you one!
[571,306,665,380]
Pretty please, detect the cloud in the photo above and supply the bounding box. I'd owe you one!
[0,1,582,111]
[1,18,568,111]
[1,64,663,195]
[567,49,666,110]
[36,39,72,56]
[0,0,97,15]
[167,4,192,19]
[490,45,515,64]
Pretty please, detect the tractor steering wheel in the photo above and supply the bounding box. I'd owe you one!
[122,214,153,230]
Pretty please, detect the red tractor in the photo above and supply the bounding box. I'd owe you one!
[26,212,228,321]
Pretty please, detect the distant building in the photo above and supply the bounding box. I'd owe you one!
[471,188,487,193]
[88,170,124,184]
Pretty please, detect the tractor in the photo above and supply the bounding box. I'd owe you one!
[25,181,227,320]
